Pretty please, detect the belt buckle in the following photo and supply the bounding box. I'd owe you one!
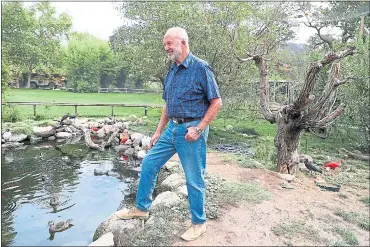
[172,118,183,124]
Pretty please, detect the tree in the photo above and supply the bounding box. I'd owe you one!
[1,1,72,88]
[235,46,356,174]
[63,33,117,92]
[298,1,369,50]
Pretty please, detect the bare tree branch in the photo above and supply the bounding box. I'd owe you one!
[316,105,346,127]
[293,47,355,110]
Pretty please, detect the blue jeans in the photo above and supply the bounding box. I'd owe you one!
[136,119,209,224]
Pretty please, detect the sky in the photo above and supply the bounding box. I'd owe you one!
[29,1,316,44]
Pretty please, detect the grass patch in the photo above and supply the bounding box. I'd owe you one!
[271,220,325,243]
[218,181,271,206]
[360,196,370,207]
[332,226,359,246]
[334,210,370,230]
[218,153,266,169]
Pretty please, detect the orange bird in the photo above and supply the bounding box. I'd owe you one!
[324,159,342,170]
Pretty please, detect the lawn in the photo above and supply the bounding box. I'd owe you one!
[3,89,164,118]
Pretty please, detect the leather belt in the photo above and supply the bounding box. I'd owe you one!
[170,117,201,124]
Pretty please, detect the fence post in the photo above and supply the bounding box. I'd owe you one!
[33,105,36,116]
[75,105,77,115]
[111,106,114,116]
[144,106,148,116]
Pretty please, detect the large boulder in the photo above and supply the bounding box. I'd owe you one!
[56,132,73,139]
[33,126,56,138]
[92,213,142,243]
[160,173,186,191]
[9,134,28,142]
[89,232,114,246]
[151,191,181,210]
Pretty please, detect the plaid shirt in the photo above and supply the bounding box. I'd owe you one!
[162,52,221,118]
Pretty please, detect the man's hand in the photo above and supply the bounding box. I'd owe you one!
[149,131,161,149]
[185,127,201,142]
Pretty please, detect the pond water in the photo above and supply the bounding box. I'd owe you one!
[1,139,141,246]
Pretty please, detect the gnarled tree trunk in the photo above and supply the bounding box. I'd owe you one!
[236,47,356,174]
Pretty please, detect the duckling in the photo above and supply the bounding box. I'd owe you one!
[49,195,60,207]
[2,129,11,142]
[48,219,73,233]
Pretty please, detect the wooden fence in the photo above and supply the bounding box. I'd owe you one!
[97,88,162,94]
[2,102,163,116]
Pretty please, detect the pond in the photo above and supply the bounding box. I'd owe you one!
[1,139,141,246]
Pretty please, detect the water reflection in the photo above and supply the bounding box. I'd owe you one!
[1,140,141,246]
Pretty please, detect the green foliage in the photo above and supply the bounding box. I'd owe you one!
[63,33,117,92]
[1,1,72,87]
[334,210,370,230]
[1,104,23,122]
[360,196,370,207]
[332,226,359,246]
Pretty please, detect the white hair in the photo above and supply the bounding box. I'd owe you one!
[165,27,189,44]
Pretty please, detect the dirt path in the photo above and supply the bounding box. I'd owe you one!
[171,152,370,246]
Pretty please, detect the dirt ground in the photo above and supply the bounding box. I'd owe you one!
[171,152,370,246]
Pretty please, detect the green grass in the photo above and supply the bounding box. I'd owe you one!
[218,181,271,206]
[271,220,326,243]
[3,88,164,119]
[334,210,370,230]
[332,226,359,246]
[360,196,370,207]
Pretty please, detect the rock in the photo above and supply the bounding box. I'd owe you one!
[93,212,141,242]
[298,162,307,170]
[278,173,295,182]
[55,127,65,132]
[47,136,56,141]
[56,132,73,139]
[114,145,131,152]
[89,232,114,246]
[113,122,123,130]
[124,148,135,156]
[136,150,146,159]
[94,168,109,176]
[177,185,188,197]
[64,126,73,133]
[161,173,186,191]
[130,133,144,141]
[2,142,24,149]
[151,191,181,210]
[164,161,181,172]
[299,154,313,163]
[9,134,28,142]
[33,126,56,138]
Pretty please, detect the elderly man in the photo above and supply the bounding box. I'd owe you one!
[115,27,222,241]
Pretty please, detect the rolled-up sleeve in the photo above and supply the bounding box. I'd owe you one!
[203,65,221,101]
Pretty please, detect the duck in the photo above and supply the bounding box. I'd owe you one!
[48,219,73,233]
[2,129,12,142]
[49,195,60,207]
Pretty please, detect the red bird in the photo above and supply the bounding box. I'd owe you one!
[324,159,342,169]
[92,127,99,132]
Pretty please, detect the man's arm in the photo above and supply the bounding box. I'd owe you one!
[185,98,222,142]
[150,104,169,148]
[197,98,222,130]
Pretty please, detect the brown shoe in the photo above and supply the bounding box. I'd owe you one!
[115,208,149,220]
[180,223,206,241]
